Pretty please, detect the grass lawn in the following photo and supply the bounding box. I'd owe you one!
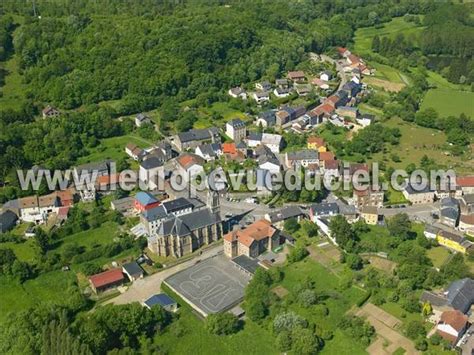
[353,17,425,56]
[320,329,367,355]
[0,271,78,325]
[385,186,408,205]
[371,117,474,173]
[420,88,474,118]
[0,238,38,263]
[55,221,121,252]
[380,301,423,326]
[427,247,451,268]
[195,102,247,129]
[154,309,278,354]
[0,55,27,110]
[76,134,153,165]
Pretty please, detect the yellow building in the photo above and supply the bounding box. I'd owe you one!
[361,206,379,225]
[307,136,327,152]
[436,230,472,254]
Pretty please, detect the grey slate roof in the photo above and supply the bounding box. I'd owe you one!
[420,291,448,307]
[232,255,260,274]
[310,202,339,216]
[144,294,176,308]
[404,182,433,195]
[227,119,245,129]
[248,131,263,141]
[441,197,459,208]
[140,156,163,170]
[446,278,474,313]
[267,206,304,223]
[157,208,220,237]
[462,194,474,205]
[0,210,18,233]
[143,205,168,221]
[197,143,221,157]
[258,111,276,126]
[122,261,143,277]
[163,197,194,214]
[178,128,219,143]
[440,207,459,221]
[286,150,318,161]
[75,160,112,175]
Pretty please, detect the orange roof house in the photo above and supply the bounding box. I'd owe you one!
[222,142,237,155]
[437,310,469,344]
[319,151,335,162]
[457,176,474,187]
[224,219,279,258]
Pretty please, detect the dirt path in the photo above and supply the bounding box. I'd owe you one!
[357,303,420,355]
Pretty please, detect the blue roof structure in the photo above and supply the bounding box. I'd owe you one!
[135,191,158,206]
[144,294,176,308]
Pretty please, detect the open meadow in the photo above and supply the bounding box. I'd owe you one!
[421,88,474,118]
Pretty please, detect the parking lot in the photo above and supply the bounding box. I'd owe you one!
[164,253,251,317]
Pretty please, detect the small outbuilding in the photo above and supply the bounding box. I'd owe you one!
[143,294,178,312]
[122,261,144,281]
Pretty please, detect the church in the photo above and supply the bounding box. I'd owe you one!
[146,191,224,258]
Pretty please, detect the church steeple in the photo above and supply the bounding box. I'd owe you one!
[207,189,220,215]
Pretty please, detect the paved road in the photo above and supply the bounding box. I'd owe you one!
[105,244,224,305]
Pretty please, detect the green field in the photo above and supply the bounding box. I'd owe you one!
[76,134,153,165]
[0,271,78,324]
[354,17,424,55]
[194,102,247,129]
[421,88,474,118]
[427,247,451,268]
[154,310,278,354]
[371,117,474,173]
[0,55,27,111]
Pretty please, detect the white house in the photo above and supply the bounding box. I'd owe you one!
[246,132,283,154]
[285,150,319,169]
[258,156,281,174]
[436,310,469,345]
[139,157,164,190]
[226,119,246,142]
[19,194,60,224]
[176,154,205,178]
[125,143,144,161]
[255,81,271,91]
[195,143,222,160]
[320,71,332,81]
[314,217,337,245]
[252,91,270,104]
[228,87,247,100]
[135,113,151,127]
[356,113,375,127]
[273,87,291,98]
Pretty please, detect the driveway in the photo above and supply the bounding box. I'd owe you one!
[104,244,223,305]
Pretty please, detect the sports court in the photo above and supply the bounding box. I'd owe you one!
[164,253,251,317]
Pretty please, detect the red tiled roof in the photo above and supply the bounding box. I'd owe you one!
[440,310,468,332]
[222,142,236,155]
[224,219,276,248]
[324,159,339,170]
[457,176,474,187]
[89,269,124,289]
[287,70,305,79]
[319,151,335,161]
[177,154,203,169]
[319,103,335,114]
[348,54,361,64]
[337,47,348,55]
[460,214,474,225]
[326,96,339,106]
[308,136,325,147]
[96,173,121,186]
